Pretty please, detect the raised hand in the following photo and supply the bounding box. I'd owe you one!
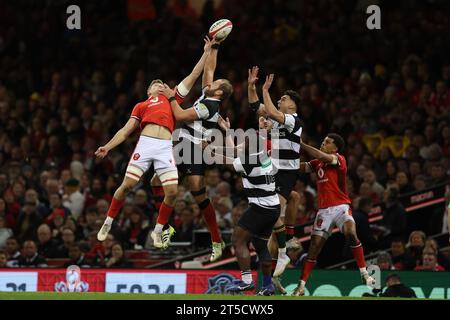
[161,84,175,99]
[262,74,274,91]
[218,115,231,131]
[203,36,213,52]
[248,66,259,87]
[95,146,109,159]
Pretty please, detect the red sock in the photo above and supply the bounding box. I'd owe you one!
[300,258,316,282]
[151,186,165,211]
[107,197,125,219]
[271,259,277,275]
[201,201,221,243]
[156,202,173,225]
[351,241,366,269]
[286,225,294,236]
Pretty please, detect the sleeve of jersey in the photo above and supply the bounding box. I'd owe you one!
[232,157,245,173]
[336,154,346,170]
[130,103,142,122]
[283,114,296,132]
[175,83,189,104]
[193,102,210,119]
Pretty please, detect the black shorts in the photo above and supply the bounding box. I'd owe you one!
[275,169,299,199]
[238,203,281,239]
[176,138,209,176]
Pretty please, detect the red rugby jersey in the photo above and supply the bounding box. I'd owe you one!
[309,153,351,209]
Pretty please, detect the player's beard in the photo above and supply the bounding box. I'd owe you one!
[204,88,216,97]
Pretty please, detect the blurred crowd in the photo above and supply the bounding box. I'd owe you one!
[0,0,449,268]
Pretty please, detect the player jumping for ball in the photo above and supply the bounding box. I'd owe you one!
[292,134,376,296]
[159,39,233,262]
[209,115,279,296]
[248,69,303,283]
[95,37,214,247]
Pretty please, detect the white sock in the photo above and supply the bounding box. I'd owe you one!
[299,280,306,287]
[105,216,113,225]
[241,271,252,284]
[278,247,287,255]
[154,224,164,234]
[360,267,368,276]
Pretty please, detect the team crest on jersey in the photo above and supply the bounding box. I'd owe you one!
[133,153,140,160]
[316,218,323,228]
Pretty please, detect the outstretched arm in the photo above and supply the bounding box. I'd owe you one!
[202,39,220,88]
[179,37,213,93]
[161,84,200,122]
[248,66,265,114]
[95,118,139,158]
[261,74,285,124]
[300,140,337,164]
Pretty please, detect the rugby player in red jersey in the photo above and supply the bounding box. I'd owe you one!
[292,134,376,296]
[94,37,214,248]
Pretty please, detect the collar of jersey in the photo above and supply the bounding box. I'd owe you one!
[204,97,220,102]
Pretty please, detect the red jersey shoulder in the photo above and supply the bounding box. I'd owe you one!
[336,153,347,170]
[131,101,147,120]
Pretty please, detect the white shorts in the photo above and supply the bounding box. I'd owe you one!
[312,204,354,239]
[126,135,177,181]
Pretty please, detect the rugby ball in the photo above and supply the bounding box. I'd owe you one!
[209,19,233,41]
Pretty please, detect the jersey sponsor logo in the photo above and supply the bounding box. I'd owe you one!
[317,168,325,178]
[133,153,140,160]
[149,97,159,103]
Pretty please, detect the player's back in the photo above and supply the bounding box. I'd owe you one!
[309,153,351,209]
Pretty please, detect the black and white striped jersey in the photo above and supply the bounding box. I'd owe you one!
[232,138,280,209]
[179,89,221,144]
[271,113,302,170]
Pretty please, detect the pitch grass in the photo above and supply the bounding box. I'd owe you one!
[0,292,431,300]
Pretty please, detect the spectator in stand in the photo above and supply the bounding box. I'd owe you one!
[430,163,447,185]
[133,189,154,221]
[390,238,415,271]
[36,224,59,258]
[351,197,377,253]
[404,231,426,270]
[17,240,48,268]
[174,207,196,242]
[379,187,407,245]
[63,244,90,268]
[54,228,76,258]
[5,237,21,267]
[376,251,394,270]
[413,175,428,192]
[215,197,233,230]
[0,249,8,268]
[46,208,66,239]
[15,201,42,242]
[363,170,385,199]
[122,206,148,249]
[24,189,48,219]
[0,215,13,249]
[424,239,450,270]
[414,249,445,272]
[47,193,71,218]
[104,243,133,268]
[62,179,85,221]
[395,171,415,194]
[81,207,99,239]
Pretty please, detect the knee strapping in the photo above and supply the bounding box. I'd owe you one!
[191,188,206,197]
[273,224,286,233]
[198,198,210,210]
[252,237,271,262]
